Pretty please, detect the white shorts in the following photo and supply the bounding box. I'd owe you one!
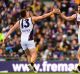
[21,40,36,50]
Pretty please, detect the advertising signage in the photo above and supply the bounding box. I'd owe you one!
[0,61,78,72]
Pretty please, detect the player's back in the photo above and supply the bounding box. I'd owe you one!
[19,17,34,41]
[76,13,80,25]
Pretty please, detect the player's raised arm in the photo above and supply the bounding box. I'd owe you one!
[32,8,59,22]
[3,21,19,41]
[60,12,76,21]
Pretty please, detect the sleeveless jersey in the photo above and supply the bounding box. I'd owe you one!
[19,17,34,41]
[76,13,80,25]
[76,13,80,45]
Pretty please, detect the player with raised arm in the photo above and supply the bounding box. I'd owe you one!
[59,4,80,72]
[3,8,59,73]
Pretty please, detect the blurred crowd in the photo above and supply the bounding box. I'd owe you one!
[0,0,80,61]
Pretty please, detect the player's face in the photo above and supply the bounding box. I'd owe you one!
[26,11,30,17]
[78,6,80,13]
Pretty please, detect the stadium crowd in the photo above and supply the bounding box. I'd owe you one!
[0,0,79,61]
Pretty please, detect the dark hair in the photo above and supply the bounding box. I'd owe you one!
[20,6,33,18]
[20,9,26,18]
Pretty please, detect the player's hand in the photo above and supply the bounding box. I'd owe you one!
[53,8,61,14]
[57,9,61,14]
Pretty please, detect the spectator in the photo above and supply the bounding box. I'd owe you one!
[0,0,79,61]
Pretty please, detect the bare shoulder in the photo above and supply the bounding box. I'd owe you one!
[13,21,20,28]
[31,16,37,24]
[31,16,36,20]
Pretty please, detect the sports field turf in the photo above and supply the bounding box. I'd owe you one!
[0,72,80,74]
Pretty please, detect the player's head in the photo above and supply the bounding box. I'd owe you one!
[26,10,31,17]
[20,9,26,18]
[78,4,80,13]
[20,9,32,18]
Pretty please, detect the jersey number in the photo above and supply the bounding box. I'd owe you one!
[21,19,30,28]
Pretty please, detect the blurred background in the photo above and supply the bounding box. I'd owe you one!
[0,0,80,62]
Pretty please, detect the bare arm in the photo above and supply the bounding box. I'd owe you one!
[5,21,19,39]
[32,8,59,22]
[60,13,76,21]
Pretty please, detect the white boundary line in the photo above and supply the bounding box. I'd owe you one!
[0,70,8,73]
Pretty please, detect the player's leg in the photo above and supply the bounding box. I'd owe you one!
[21,42,31,64]
[77,48,80,71]
[29,48,37,65]
[72,27,80,73]
[73,28,80,72]
[21,39,37,72]
[73,49,80,73]
[28,48,37,73]
[25,49,31,63]
[77,27,80,72]
[24,49,35,71]
[27,40,37,73]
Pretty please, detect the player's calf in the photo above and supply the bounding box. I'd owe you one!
[28,48,37,73]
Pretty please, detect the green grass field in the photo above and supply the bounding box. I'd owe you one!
[0,72,80,74]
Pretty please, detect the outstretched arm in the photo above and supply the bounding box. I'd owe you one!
[32,8,59,22]
[60,13,76,21]
[4,21,19,39]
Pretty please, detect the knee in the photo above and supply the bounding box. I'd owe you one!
[25,49,31,56]
[32,49,37,56]
[34,50,37,55]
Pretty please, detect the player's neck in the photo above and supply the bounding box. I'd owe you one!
[23,16,30,19]
[22,17,27,19]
